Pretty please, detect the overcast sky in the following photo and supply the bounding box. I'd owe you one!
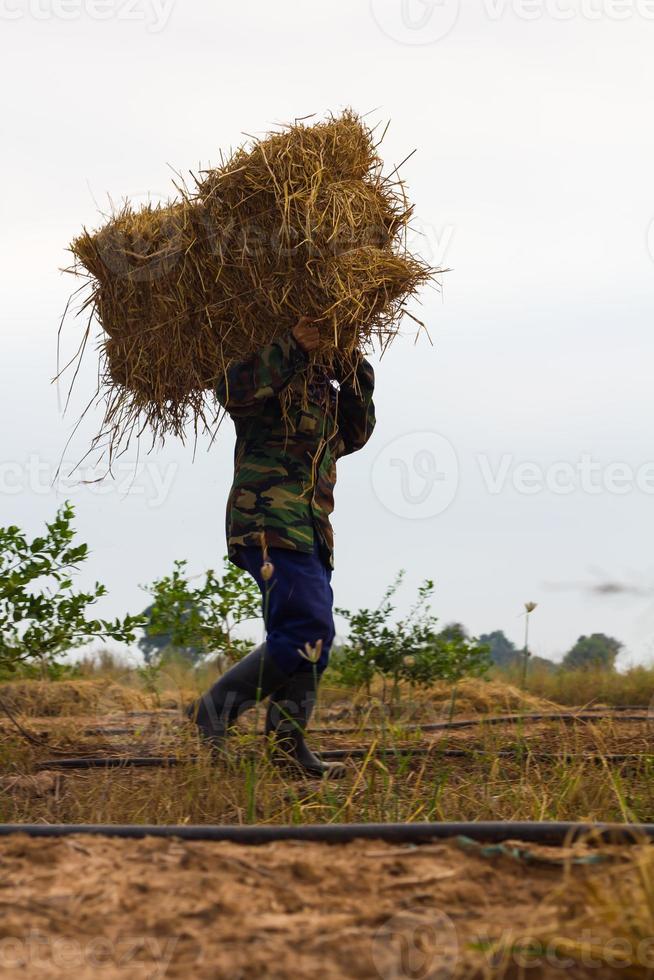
[2,0,654,666]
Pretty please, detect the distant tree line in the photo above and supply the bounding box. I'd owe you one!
[478,629,622,673]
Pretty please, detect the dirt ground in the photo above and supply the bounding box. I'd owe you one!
[2,703,653,978]
[0,833,624,980]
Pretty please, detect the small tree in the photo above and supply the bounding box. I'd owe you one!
[0,502,142,675]
[334,572,405,697]
[334,574,490,700]
[140,557,260,666]
[562,633,622,672]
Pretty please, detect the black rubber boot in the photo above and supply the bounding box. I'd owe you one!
[265,671,347,779]
[186,643,289,752]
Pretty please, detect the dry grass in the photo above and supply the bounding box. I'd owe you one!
[2,664,653,828]
[487,843,654,978]
[66,109,436,458]
[505,663,654,707]
[2,707,654,828]
[0,679,152,717]
[427,677,555,715]
[544,845,654,978]
[0,670,552,723]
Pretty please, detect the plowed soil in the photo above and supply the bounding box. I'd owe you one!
[0,833,622,980]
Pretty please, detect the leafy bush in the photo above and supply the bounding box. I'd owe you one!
[333,573,490,698]
[0,503,142,675]
[139,557,260,666]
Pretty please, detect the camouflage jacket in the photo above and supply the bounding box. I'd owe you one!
[216,331,376,569]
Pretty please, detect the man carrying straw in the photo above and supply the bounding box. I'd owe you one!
[187,315,376,778]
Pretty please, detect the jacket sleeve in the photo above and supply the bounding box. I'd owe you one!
[335,356,376,456]
[215,331,308,415]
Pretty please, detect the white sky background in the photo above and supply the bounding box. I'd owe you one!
[2,0,654,666]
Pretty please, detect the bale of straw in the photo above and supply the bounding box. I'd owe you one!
[67,109,437,456]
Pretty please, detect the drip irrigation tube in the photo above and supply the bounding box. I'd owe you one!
[85,711,654,739]
[38,756,184,770]
[3,710,650,743]
[35,748,654,770]
[0,821,653,845]
[583,705,651,712]
[323,748,653,764]
[316,712,651,736]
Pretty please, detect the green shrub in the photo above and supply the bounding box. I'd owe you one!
[333,573,490,698]
[139,557,260,666]
[0,502,142,675]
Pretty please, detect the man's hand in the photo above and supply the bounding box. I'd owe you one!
[292,316,320,354]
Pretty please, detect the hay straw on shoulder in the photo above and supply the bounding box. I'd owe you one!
[64,109,441,463]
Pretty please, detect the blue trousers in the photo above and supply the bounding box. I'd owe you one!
[235,540,335,675]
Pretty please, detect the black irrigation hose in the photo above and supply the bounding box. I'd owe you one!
[38,756,185,770]
[93,710,654,738]
[584,705,652,712]
[316,712,652,736]
[0,821,653,845]
[4,710,650,742]
[79,711,654,739]
[7,710,653,766]
[322,748,654,764]
[36,748,654,770]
